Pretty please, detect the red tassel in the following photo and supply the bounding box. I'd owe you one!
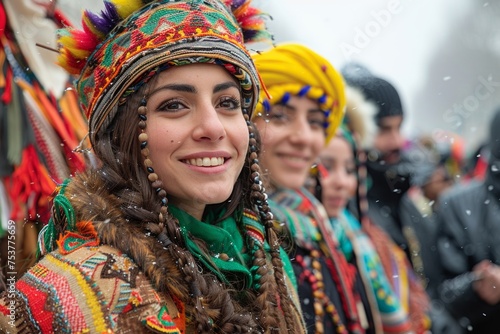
[8,145,56,222]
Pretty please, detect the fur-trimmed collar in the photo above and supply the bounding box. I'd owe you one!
[64,169,126,225]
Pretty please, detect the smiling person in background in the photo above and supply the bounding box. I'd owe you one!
[314,125,431,333]
[0,1,307,333]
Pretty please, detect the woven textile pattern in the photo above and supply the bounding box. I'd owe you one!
[0,244,183,333]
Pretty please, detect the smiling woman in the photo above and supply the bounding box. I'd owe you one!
[0,0,306,333]
[145,64,249,219]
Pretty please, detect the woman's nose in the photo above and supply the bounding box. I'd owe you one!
[192,106,226,141]
[289,116,313,144]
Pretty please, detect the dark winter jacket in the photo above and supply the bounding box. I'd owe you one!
[436,180,500,333]
[365,159,411,248]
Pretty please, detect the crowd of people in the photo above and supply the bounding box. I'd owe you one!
[0,0,499,333]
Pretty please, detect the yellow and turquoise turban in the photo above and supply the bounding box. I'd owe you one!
[252,43,346,144]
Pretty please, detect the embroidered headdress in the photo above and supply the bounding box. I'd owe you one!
[251,43,346,144]
[57,0,269,147]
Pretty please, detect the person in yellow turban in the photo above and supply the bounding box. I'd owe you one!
[252,43,371,334]
[252,42,433,334]
[253,43,346,145]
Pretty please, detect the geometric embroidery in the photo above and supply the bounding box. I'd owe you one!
[101,253,139,288]
[57,221,100,255]
[142,305,181,334]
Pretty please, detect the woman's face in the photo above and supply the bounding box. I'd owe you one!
[254,95,326,190]
[145,63,248,220]
[319,136,357,218]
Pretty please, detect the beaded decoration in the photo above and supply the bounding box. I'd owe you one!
[261,86,333,131]
[246,109,274,227]
[137,97,169,226]
[295,251,348,334]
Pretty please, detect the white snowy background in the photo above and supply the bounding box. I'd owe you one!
[57,0,500,154]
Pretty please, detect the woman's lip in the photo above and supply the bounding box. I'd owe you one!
[276,153,312,170]
[324,196,346,207]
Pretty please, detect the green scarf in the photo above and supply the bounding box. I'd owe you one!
[169,205,297,291]
[169,205,253,289]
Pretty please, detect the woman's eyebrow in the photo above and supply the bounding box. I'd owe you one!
[213,81,240,93]
[309,108,325,114]
[149,84,197,97]
[148,81,239,98]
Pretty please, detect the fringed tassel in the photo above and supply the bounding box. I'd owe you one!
[37,178,74,257]
[8,145,55,222]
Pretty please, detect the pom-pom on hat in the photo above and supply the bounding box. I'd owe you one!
[251,43,346,144]
[57,0,270,147]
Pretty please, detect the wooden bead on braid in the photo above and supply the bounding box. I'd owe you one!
[137,97,169,227]
[295,251,348,334]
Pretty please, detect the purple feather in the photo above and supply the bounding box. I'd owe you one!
[102,1,122,27]
[230,0,245,10]
[85,10,114,34]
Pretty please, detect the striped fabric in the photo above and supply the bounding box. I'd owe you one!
[0,244,184,333]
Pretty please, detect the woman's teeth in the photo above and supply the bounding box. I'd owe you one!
[186,157,224,167]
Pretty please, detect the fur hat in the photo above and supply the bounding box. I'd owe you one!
[343,84,378,149]
[57,0,269,147]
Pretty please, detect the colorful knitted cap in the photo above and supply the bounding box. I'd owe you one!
[251,43,346,144]
[57,0,269,147]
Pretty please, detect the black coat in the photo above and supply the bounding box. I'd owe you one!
[437,181,500,333]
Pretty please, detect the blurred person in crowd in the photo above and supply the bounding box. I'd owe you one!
[341,63,434,286]
[312,123,431,333]
[400,136,457,291]
[253,43,370,334]
[436,107,500,333]
[400,136,463,334]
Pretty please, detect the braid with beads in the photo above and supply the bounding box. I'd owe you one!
[246,115,302,333]
[245,113,281,332]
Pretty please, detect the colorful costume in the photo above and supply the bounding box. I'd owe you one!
[1,172,302,333]
[270,188,368,334]
[333,208,430,333]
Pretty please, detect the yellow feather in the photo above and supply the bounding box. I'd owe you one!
[112,0,145,20]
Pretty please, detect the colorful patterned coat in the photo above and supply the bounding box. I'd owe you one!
[0,242,186,333]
